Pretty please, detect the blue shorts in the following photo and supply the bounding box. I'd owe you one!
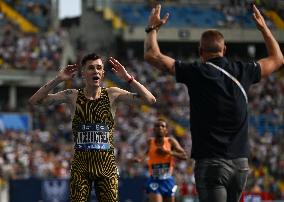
[145,176,177,197]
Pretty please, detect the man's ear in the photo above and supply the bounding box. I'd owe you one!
[223,45,226,55]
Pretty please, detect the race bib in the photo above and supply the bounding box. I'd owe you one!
[152,163,171,179]
[75,123,110,151]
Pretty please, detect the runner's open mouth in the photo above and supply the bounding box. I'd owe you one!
[92,76,99,81]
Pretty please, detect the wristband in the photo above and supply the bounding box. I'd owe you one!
[127,75,134,84]
[145,25,159,33]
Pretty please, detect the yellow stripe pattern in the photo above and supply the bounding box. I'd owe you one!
[70,88,118,202]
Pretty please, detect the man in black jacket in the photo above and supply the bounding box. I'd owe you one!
[144,4,283,202]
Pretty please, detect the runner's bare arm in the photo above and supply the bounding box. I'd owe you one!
[108,57,156,105]
[29,64,78,106]
[170,138,187,160]
[30,88,76,106]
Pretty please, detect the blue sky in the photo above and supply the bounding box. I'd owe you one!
[58,0,81,19]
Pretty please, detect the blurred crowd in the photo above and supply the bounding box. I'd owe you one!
[214,1,275,28]
[0,22,67,72]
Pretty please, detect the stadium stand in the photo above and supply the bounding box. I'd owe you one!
[3,0,50,31]
[110,1,279,28]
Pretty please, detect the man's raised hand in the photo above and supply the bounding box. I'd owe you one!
[252,4,268,31]
[58,64,78,81]
[148,4,169,29]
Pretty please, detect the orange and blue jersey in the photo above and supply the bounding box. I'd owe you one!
[145,137,177,196]
[147,137,174,179]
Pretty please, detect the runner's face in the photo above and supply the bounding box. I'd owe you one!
[82,59,104,87]
[154,121,167,137]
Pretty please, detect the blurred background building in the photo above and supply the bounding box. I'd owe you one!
[0,0,284,201]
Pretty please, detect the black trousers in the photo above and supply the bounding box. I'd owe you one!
[194,158,249,202]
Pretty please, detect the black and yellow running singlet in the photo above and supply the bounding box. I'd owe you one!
[72,87,115,151]
[70,87,118,202]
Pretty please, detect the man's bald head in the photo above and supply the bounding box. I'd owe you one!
[200,29,225,54]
